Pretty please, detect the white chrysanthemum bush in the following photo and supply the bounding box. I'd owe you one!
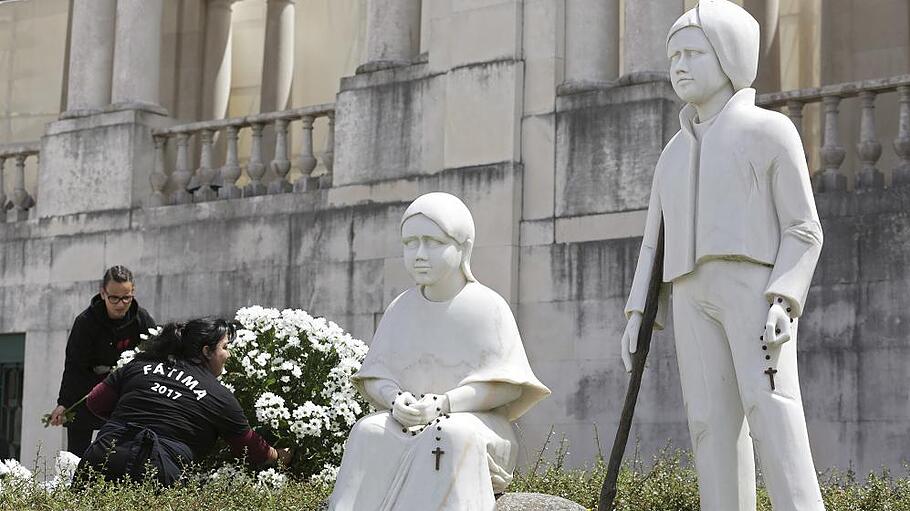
[219,306,370,481]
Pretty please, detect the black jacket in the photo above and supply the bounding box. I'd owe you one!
[57,294,156,430]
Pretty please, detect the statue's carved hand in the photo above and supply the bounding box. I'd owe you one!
[621,312,643,373]
[413,394,450,423]
[765,299,793,346]
[391,391,424,428]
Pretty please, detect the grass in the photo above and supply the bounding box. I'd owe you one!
[2,438,908,510]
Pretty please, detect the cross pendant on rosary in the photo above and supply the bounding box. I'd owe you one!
[764,367,778,390]
[432,447,445,471]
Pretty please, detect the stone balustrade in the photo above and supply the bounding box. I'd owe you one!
[150,104,335,206]
[758,74,910,192]
[0,142,40,222]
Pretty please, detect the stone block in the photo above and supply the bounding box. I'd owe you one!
[443,61,523,169]
[572,297,627,361]
[382,256,413,309]
[103,230,148,275]
[49,233,106,283]
[523,56,562,116]
[555,81,681,217]
[805,420,859,472]
[20,329,68,468]
[333,67,445,186]
[37,109,171,218]
[856,347,910,422]
[447,1,521,70]
[799,349,859,422]
[857,420,910,476]
[351,204,407,261]
[430,163,521,247]
[471,245,518,305]
[152,266,290,322]
[858,278,910,349]
[521,114,556,220]
[517,302,577,363]
[519,219,554,247]
[555,210,647,244]
[800,283,856,351]
[292,209,354,264]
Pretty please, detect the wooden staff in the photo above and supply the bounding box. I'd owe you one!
[598,221,665,511]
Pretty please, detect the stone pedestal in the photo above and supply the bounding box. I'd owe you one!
[36,110,171,218]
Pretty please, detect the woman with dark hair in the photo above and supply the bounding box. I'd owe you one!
[75,317,290,486]
[49,265,156,457]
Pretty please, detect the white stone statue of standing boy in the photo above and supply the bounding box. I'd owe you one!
[621,1,826,510]
[329,192,550,511]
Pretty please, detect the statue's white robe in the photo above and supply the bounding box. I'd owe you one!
[328,283,549,511]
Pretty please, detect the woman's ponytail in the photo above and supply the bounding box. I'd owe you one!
[136,322,184,362]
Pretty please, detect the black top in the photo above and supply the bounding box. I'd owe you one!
[57,294,156,429]
[104,358,250,460]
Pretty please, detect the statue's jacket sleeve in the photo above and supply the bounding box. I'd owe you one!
[625,88,823,320]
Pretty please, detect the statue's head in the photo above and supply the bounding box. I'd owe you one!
[666,0,760,105]
[400,192,476,288]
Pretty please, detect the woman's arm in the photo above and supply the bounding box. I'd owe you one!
[362,378,403,409]
[443,382,521,414]
[85,381,119,420]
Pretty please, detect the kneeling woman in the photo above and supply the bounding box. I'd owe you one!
[76,317,290,485]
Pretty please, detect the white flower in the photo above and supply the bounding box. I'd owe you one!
[115,349,137,370]
[0,458,32,480]
[256,468,287,490]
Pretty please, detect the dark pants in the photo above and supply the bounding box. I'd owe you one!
[75,421,192,487]
[66,427,96,458]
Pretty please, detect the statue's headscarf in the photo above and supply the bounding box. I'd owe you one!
[667,0,760,91]
[401,192,477,282]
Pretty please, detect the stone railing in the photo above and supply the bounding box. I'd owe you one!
[0,142,40,222]
[150,104,335,205]
[758,74,910,192]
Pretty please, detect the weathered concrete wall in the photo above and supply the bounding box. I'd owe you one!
[5,161,522,467]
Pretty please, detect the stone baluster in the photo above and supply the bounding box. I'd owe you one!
[192,129,218,202]
[219,124,242,199]
[0,156,7,215]
[245,122,267,196]
[12,154,34,221]
[320,113,335,189]
[855,90,884,190]
[893,85,910,187]
[149,136,169,206]
[294,115,319,192]
[786,100,804,135]
[171,133,193,204]
[818,95,847,192]
[268,118,292,194]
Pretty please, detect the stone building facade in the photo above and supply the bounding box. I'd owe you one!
[1,0,909,477]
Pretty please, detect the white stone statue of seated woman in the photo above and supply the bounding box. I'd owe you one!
[328,192,550,511]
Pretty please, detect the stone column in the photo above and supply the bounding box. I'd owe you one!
[202,0,235,121]
[743,0,781,93]
[623,0,684,81]
[63,0,117,117]
[260,0,295,113]
[110,0,167,113]
[357,0,421,73]
[259,0,295,164]
[560,0,620,94]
